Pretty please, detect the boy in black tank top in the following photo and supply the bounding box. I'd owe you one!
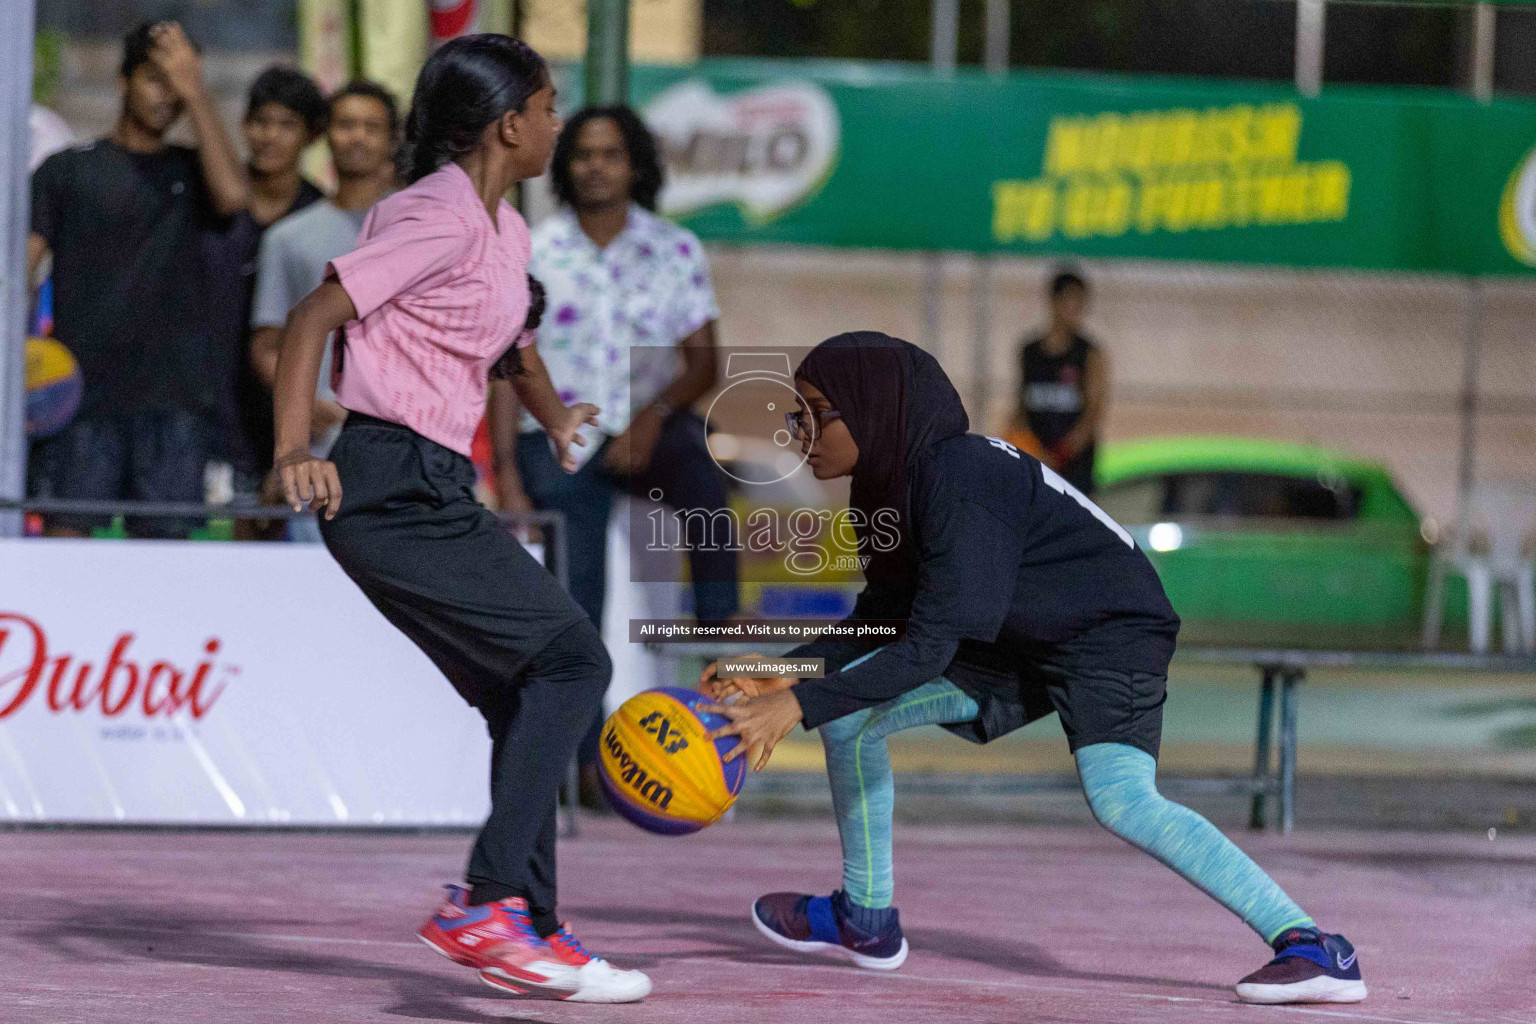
[1015,268,1107,495]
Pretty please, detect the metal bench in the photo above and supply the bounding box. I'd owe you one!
[1181,648,1536,833]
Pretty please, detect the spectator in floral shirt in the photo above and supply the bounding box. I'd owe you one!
[488,105,739,802]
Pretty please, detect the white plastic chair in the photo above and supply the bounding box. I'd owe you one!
[1422,483,1536,655]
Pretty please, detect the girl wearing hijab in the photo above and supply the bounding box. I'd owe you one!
[271,36,647,1002]
[701,333,1365,1005]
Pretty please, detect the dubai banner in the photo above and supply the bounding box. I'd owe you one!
[619,59,1536,275]
[0,541,492,824]
[0,532,674,825]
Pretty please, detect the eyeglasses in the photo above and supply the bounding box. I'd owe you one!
[784,408,843,440]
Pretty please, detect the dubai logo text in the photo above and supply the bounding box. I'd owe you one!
[0,611,233,720]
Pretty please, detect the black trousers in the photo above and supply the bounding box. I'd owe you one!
[517,410,741,766]
[320,414,609,921]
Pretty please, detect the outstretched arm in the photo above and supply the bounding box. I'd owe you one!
[509,343,599,474]
[706,495,1025,768]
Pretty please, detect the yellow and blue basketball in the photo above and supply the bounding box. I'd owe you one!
[598,686,746,835]
[25,337,82,438]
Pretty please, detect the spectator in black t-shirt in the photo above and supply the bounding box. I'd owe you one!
[26,21,249,539]
[1013,268,1110,495]
[203,67,326,525]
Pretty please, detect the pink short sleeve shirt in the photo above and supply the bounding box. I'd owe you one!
[327,162,534,457]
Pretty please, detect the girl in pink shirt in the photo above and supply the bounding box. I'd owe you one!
[270,35,647,1004]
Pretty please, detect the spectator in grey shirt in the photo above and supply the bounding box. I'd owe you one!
[250,80,398,541]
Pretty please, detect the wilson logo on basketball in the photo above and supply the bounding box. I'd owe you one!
[603,726,676,810]
[636,710,690,754]
[0,611,233,721]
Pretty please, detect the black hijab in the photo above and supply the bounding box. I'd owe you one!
[796,332,969,583]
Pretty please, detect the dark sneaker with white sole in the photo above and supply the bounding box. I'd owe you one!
[752,890,908,970]
[1236,927,1367,1004]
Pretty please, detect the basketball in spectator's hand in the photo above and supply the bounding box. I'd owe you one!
[24,337,81,438]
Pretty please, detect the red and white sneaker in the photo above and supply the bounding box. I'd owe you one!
[417,886,578,997]
[480,922,651,1003]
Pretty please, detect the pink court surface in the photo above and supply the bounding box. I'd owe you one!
[4,818,1533,1024]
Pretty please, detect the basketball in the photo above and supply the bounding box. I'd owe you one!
[25,337,82,438]
[598,686,746,835]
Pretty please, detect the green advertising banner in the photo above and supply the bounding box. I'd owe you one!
[611,60,1536,276]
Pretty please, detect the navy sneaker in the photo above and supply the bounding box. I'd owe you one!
[1235,927,1367,1004]
[751,890,908,970]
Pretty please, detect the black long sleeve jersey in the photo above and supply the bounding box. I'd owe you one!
[788,432,1180,739]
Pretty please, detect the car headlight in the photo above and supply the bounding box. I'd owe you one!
[1148,522,1184,552]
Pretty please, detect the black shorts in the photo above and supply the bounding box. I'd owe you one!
[27,408,209,538]
[1037,662,1167,760]
[943,659,1167,760]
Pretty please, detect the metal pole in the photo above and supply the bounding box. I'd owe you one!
[578,0,629,835]
[930,0,959,77]
[1456,5,1494,510]
[1249,667,1277,830]
[0,2,35,539]
[920,258,943,355]
[1471,2,1496,103]
[586,0,630,106]
[1457,280,1483,500]
[1295,0,1325,98]
[546,511,580,839]
[1278,670,1301,835]
[969,257,993,431]
[984,0,1011,77]
[921,0,960,353]
[970,0,1010,428]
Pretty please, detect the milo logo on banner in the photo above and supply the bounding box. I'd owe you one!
[993,103,1352,243]
[645,79,840,224]
[1500,145,1536,266]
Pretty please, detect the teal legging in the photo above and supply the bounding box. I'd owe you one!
[819,675,1315,943]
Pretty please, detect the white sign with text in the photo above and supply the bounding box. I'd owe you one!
[0,540,495,825]
[646,78,841,223]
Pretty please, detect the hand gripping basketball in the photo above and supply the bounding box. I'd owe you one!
[701,688,804,773]
[699,654,796,701]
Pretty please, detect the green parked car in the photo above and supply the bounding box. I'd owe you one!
[1093,436,1460,649]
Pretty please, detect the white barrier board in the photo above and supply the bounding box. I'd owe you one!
[0,539,494,825]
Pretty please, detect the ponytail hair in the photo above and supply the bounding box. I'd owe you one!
[490,275,545,380]
[397,34,549,185]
